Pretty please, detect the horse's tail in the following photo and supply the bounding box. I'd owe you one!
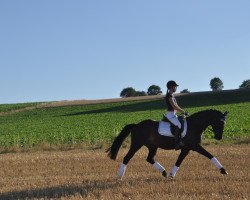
[106,124,136,160]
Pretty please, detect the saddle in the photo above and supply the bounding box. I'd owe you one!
[162,114,185,134]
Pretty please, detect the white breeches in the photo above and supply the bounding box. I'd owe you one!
[166,111,181,129]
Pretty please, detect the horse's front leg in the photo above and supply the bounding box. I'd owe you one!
[169,148,190,178]
[193,144,228,175]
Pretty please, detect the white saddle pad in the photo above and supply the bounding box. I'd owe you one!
[158,120,187,138]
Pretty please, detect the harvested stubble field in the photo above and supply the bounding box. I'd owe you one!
[0,144,249,200]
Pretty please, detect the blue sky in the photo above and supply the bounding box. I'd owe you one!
[0,1,249,103]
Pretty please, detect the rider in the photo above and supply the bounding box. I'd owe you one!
[165,80,186,150]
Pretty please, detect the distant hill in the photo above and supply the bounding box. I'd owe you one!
[41,88,250,108]
[0,89,249,115]
[176,88,250,108]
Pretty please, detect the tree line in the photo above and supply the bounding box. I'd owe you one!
[120,78,250,98]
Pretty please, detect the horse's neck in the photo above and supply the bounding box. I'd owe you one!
[187,115,212,135]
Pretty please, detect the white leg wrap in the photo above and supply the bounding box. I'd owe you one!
[169,165,179,177]
[153,162,165,173]
[118,163,127,179]
[211,157,223,169]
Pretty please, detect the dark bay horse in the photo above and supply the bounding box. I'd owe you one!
[107,109,228,179]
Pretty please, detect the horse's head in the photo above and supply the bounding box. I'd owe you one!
[211,111,228,140]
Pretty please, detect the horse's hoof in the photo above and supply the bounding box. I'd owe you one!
[162,171,167,177]
[169,173,175,179]
[220,168,228,175]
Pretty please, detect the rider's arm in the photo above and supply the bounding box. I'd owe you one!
[169,97,185,113]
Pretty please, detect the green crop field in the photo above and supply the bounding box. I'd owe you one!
[0,89,249,152]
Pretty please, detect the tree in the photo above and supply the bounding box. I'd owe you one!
[210,77,224,91]
[239,79,250,89]
[120,87,137,97]
[147,85,162,95]
[180,89,190,93]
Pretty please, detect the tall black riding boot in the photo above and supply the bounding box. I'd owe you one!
[174,127,184,150]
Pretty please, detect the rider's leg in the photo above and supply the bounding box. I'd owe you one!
[173,126,184,150]
[166,112,184,150]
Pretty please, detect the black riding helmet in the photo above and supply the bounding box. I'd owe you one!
[166,80,179,89]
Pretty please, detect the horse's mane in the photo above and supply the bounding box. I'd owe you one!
[188,109,223,121]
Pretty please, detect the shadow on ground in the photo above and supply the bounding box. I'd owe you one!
[0,179,120,200]
[0,177,164,200]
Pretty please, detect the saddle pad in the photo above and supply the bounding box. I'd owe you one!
[158,120,187,138]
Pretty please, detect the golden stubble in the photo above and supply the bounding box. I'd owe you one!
[0,145,249,200]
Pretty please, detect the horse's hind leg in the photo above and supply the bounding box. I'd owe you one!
[118,143,142,179]
[146,145,167,178]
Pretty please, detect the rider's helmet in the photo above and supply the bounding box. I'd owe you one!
[166,80,179,89]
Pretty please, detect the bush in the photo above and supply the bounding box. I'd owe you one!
[135,91,147,96]
[180,89,190,93]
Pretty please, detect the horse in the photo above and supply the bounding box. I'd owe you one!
[106,109,228,179]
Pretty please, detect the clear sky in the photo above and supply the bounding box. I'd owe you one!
[1,1,249,103]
